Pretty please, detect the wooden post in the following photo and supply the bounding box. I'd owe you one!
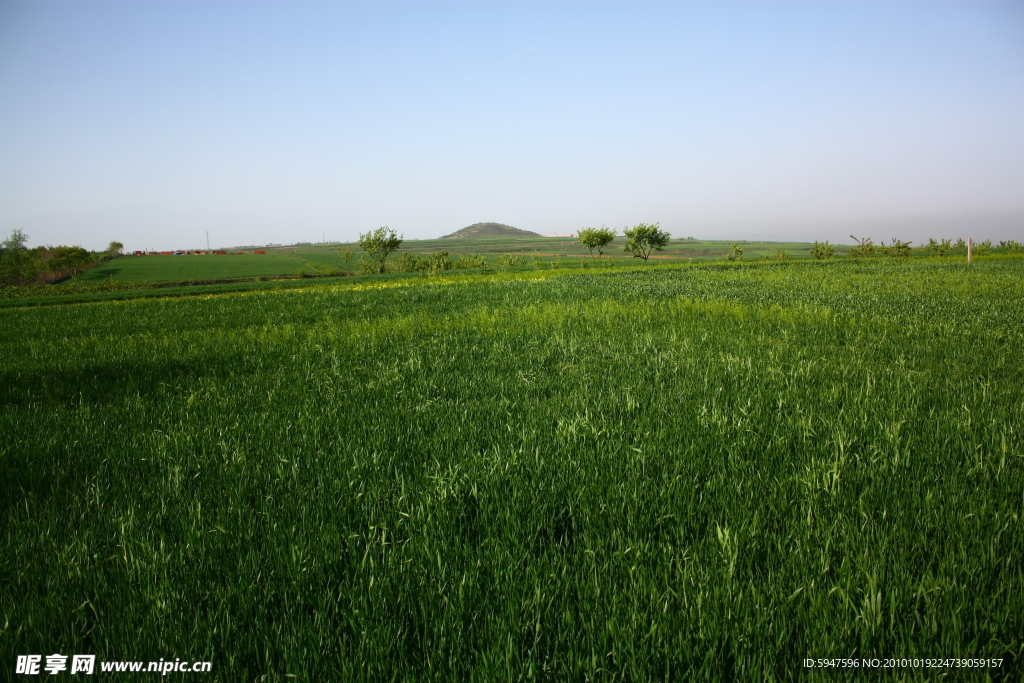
[968,237,973,263]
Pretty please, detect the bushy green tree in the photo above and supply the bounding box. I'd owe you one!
[810,241,835,260]
[46,246,92,272]
[578,227,616,257]
[727,243,743,261]
[358,227,403,274]
[0,229,39,285]
[106,241,124,257]
[623,223,670,261]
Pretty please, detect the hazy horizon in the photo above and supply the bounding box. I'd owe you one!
[2,1,1022,252]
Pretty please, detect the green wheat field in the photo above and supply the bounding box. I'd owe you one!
[81,253,305,282]
[77,237,820,284]
[2,257,1022,680]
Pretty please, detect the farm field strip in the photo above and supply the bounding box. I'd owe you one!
[286,237,822,263]
[81,253,306,282]
[1,258,1022,679]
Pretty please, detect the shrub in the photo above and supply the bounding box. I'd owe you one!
[727,243,743,262]
[496,254,528,268]
[392,252,421,273]
[423,251,453,275]
[810,241,835,260]
[848,235,874,258]
[879,238,912,258]
[357,257,378,275]
[924,238,952,257]
[454,254,488,270]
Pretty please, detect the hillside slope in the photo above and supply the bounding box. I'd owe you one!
[441,222,542,238]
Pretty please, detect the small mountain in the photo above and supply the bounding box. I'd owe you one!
[442,222,542,238]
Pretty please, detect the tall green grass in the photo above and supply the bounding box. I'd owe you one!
[1,258,1021,680]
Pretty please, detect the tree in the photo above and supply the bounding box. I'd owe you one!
[578,227,616,257]
[810,241,835,260]
[883,238,912,258]
[0,229,38,285]
[848,235,875,258]
[337,247,356,275]
[623,223,670,261]
[2,228,28,251]
[47,246,92,271]
[358,227,403,274]
[727,243,743,261]
[924,238,951,257]
[106,241,124,257]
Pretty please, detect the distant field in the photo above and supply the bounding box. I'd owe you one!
[278,237,823,269]
[79,240,824,284]
[81,253,304,282]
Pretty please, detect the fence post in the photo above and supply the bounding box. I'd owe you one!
[967,237,973,263]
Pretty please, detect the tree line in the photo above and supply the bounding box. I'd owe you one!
[0,229,122,286]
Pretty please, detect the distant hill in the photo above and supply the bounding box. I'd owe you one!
[442,222,542,238]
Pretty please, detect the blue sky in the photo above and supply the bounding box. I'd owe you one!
[1,1,1022,251]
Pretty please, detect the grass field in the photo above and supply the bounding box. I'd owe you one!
[78,238,980,285]
[2,258,1022,679]
[77,239,818,284]
[81,253,305,282]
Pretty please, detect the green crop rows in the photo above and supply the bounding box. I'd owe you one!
[2,258,1022,680]
[82,253,305,282]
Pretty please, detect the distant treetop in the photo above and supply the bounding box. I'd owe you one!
[441,223,542,238]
